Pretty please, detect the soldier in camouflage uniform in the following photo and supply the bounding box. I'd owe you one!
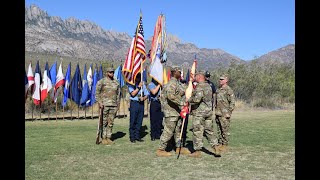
[215,74,235,153]
[156,66,190,157]
[95,67,120,145]
[187,70,220,158]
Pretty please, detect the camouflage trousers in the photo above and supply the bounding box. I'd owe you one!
[102,106,117,139]
[158,116,183,150]
[215,115,231,145]
[192,115,218,150]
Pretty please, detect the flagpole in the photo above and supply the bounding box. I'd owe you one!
[92,104,93,120]
[70,88,73,120]
[71,104,73,120]
[55,100,58,122]
[140,57,143,98]
[47,96,50,121]
[63,100,65,121]
[78,105,80,120]
[84,106,86,120]
[122,88,125,117]
[40,103,42,120]
[30,96,34,121]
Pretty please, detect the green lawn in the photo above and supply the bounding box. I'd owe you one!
[25,110,295,180]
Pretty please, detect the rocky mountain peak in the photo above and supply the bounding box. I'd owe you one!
[25,4,294,70]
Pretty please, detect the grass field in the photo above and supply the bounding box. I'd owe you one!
[25,110,295,180]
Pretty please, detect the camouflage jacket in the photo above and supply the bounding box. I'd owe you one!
[160,78,186,117]
[95,77,120,107]
[215,85,235,116]
[189,81,213,117]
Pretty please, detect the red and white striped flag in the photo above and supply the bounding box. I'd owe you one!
[122,13,146,85]
[186,59,197,100]
[32,61,42,105]
[27,62,35,91]
[40,62,53,103]
[53,62,65,102]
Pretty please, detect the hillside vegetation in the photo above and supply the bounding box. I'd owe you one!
[25,52,295,118]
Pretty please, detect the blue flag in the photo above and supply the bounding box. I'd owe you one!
[143,68,147,83]
[70,63,82,105]
[99,64,103,80]
[49,60,57,86]
[25,69,29,101]
[80,64,90,106]
[185,69,190,83]
[49,60,57,100]
[90,67,99,106]
[62,63,71,107]
[114,65,125,88]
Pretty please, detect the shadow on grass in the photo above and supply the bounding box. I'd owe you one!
[139,125,149,139]
[111,131,126,141]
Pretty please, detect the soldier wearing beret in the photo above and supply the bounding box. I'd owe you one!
[187,70,220,158]
[156,65,190,157]
[215,74,235,153]
[95,66,120,145]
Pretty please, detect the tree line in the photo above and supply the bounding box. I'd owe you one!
[209,60,295,108]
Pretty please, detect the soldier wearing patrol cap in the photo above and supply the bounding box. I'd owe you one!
[95,65,120,145]
[156,65,190,157]
[214,73,235,153]
[106,67,115,72]
[187,70,220,157]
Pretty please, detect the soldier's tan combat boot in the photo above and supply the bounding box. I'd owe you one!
[175,147,191,155]
[188,150,201,158]
[101,138,109,145]
[219,144,228,153]
[156,149,172,157]
[106,138,113,145]
[212,145,221,156]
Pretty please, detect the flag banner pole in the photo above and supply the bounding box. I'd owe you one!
[84,106,86,120]
[55,101,58,122]
[92,105,93,120]
[122,89,125,116]
[78,105,80,120]
[140,60,143,98]
[40,104,42,120]
[71,104,73,120]
[47,97,50,121]
[31,97,34,121]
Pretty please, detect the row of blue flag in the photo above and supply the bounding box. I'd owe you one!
[25,60,126,108]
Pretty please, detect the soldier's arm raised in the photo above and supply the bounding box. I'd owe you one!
[188,88,203,105]
[130,82,142,97]
[167,83,184,106]
[149,84,161,95]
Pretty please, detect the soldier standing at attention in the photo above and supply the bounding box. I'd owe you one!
[187,70,221,158]
[215,74,235,153]
[127,73,149,143]
[156,66,190,157]
[95,67,120,145]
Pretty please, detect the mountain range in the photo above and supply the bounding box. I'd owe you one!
[25,4,295,70]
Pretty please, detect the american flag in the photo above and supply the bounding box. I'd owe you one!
[122,13,146,85]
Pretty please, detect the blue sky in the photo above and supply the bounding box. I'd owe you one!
[25,0,295,61]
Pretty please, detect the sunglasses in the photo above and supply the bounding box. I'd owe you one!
[108,71,114,73]
[219,79,224,81]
